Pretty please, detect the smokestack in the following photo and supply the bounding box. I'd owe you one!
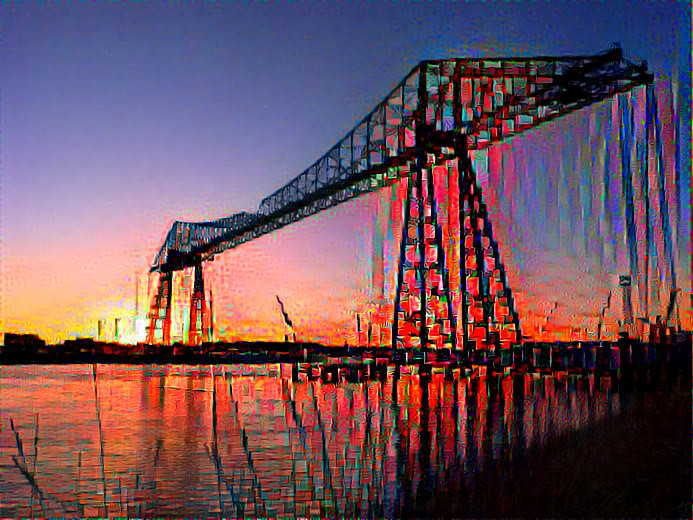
[114,318,121,343]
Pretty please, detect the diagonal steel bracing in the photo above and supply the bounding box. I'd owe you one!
[150,45,651,274]
[147,45,653,347]
[188,264,211,346]
[147,271,173,345]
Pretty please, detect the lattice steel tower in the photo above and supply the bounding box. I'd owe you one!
[148,46,656,354]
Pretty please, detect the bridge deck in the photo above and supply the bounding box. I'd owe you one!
[151,46,651,273]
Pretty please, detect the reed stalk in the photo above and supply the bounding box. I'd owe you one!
[210,365,224,517]
[32,413,39,476]
[11,455,47,515]
[91,364,108,512]
[227,374,271,515]
[279,379,299,517]
[280,378,319,507]
[308,381,338,517]
[8,417,63,516]
[9,418,27,466]
[203,415,242,514]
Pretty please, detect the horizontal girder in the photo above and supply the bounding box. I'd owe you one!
[151,45,651,273]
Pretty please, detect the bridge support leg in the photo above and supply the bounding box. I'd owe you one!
[391,131,521,362]
[188,264,210,346]
[392,154,457,352]
[147,271,173,345]
[454,137,522,356]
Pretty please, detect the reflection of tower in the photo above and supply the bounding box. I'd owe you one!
[620,275,633,336]
[188,264,210,346]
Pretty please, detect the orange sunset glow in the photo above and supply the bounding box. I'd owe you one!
[2,4,689,348]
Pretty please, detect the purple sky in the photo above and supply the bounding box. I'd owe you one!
[2,1,690,342]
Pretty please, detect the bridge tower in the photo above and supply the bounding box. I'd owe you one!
[148,47,661,350]
[391,134,521,357]
[188,264,211,346]
[391,61,523,359]
[146,271,173,345]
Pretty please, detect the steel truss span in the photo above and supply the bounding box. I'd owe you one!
[148,45,655,348]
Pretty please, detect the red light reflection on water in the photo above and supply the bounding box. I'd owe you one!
[0,364,620,517]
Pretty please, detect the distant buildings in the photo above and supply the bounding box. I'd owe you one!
[2,333,46,356]
[3,332,46,349]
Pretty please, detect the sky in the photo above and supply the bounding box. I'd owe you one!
[2,1,690,344]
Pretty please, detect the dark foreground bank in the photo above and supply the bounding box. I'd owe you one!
[414,359,692,519]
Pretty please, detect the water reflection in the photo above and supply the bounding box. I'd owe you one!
[0,364,645,517]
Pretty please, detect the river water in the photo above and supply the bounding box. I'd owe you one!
[0,363,643,517]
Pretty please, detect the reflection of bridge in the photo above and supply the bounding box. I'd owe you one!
[147,45,681,350]
[166,367,643,517]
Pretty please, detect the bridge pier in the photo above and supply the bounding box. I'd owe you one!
[147,271,173,345]
[188,264,210,346]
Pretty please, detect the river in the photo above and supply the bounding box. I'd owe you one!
[0,362,682,517]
